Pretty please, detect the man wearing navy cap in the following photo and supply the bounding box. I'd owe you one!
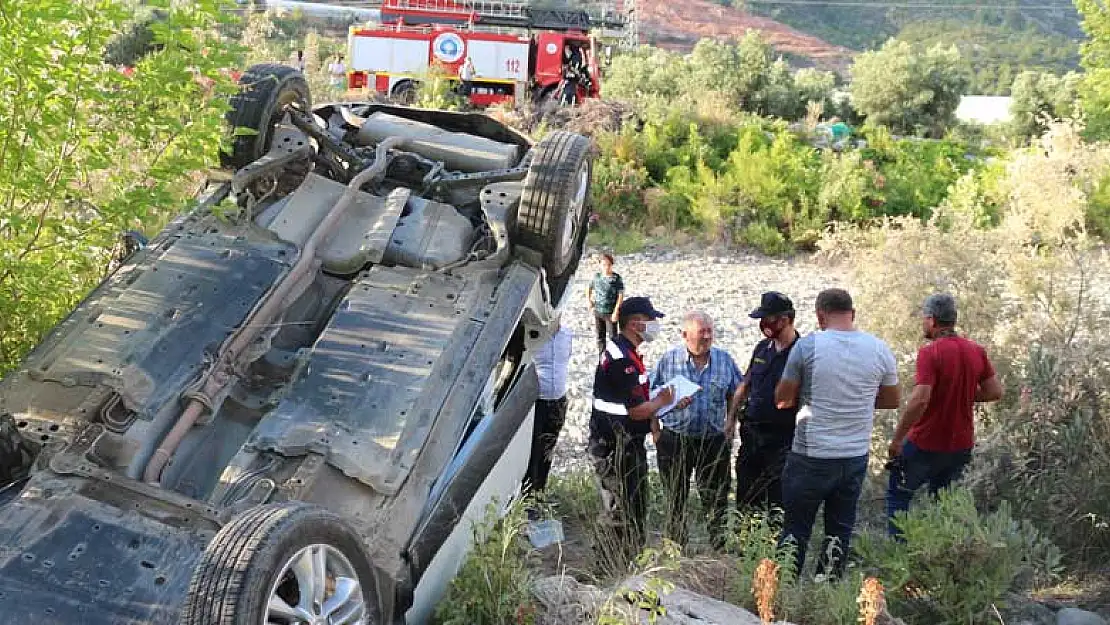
[588,295,675,567]
[729,292,801,513]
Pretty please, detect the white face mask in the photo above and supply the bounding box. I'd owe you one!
[641,320,662,342]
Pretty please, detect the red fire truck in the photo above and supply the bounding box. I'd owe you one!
[345,0,616,107]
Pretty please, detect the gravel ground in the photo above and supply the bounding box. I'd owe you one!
[550,248,849,473]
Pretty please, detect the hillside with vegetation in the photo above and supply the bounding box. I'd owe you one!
[745,0,1083,49]
[708,0,1086,94]
[4,1,1110,624]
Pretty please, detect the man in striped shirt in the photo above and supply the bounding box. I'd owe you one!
[650,311,743,550]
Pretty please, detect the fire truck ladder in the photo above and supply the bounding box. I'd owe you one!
[349,0,626,32]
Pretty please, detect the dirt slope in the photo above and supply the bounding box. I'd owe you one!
[638,0,853,72]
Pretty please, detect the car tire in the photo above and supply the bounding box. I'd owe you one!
[391,80,417,105]
[180,502,379,625]
[222,63,311,171]
[515,130,593,279]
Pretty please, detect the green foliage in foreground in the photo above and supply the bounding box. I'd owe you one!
[436,473,1059,625]
[0,0,242,374]
[858,489,1061,625]
[433,498,536,625]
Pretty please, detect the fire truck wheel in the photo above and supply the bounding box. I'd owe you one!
[516,131,593,278]
[392,80,418,105]
[222,63,311,171]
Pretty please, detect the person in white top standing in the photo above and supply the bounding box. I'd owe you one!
[523,319,573,499]
[458,57,476,98]
[327,54,346,92]
[774,288,900,580]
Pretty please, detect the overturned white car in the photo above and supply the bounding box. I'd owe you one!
[0,63,593,625]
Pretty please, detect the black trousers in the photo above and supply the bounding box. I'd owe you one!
[735,422,795,513]
[594,311,616,354]
[523,396,568,494]
[656,428,732,548]
[589,427,648,568]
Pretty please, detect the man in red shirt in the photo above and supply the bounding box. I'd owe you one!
[885,293,1003,537]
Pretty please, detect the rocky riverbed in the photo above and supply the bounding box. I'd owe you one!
[549,248,849,473]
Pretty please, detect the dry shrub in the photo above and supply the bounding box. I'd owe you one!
[857,577,885,625]
[545,99,634,137]
[818,121,1110,565]
[753,558,780,624]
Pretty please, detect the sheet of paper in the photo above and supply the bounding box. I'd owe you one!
[650,374,701,416]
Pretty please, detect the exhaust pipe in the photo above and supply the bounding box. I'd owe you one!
[142,137,405,485]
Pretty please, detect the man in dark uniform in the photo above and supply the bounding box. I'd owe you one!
[727,292,801,513]
[588,296,674,568]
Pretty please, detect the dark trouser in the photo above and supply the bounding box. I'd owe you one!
[735,422,795,513]
[594,312,615,354]
[588,427,648,568]
[886,439,972,538]
[779,452,868,579]
[560,78,579,105]
[523,396,568,495]
[656,428,732,548]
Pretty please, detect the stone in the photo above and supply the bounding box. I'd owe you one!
[532,575,606,625]
[532,574,796,625]
[1000,595,1057,625]
[1056,608,1109,625]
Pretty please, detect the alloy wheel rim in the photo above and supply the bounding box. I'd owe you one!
[265,544,366,625]
[561,163,590,260]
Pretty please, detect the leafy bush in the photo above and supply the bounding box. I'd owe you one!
[603,35,838,122]
[434,499,537,625]
[820,122,1110,564]
[850,39,970,138]
[856,489,1061,625]
[0,0,241,374]
[413,62,465,111]
[587,104,986,254]
[1009,70,1082,139]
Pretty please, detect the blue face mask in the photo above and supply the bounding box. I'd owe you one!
[641,320,661,342]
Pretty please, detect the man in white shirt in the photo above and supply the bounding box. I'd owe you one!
[774,288,900,580]
[327,55,346,91]
[458,57,476,98]
[523,320,573,498]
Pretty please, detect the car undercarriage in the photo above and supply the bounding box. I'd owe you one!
[0,63,592,625]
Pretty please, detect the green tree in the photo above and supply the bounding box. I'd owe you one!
[601,46,687,102]
[0,0,242,372]
[686,35,773,109]
[849,38,970,137]
[1009,70,1081,138]
[1077,0,1110,138]
[794,67,837,113]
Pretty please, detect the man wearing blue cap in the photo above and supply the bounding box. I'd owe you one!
[588,295,675,566]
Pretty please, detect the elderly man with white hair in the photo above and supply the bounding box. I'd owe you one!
[650,311,744,549]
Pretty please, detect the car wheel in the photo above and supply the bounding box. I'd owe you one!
[515,130,593,279]
[222,63,311,171]
[180,502,378,625]
[391,80,417,105]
